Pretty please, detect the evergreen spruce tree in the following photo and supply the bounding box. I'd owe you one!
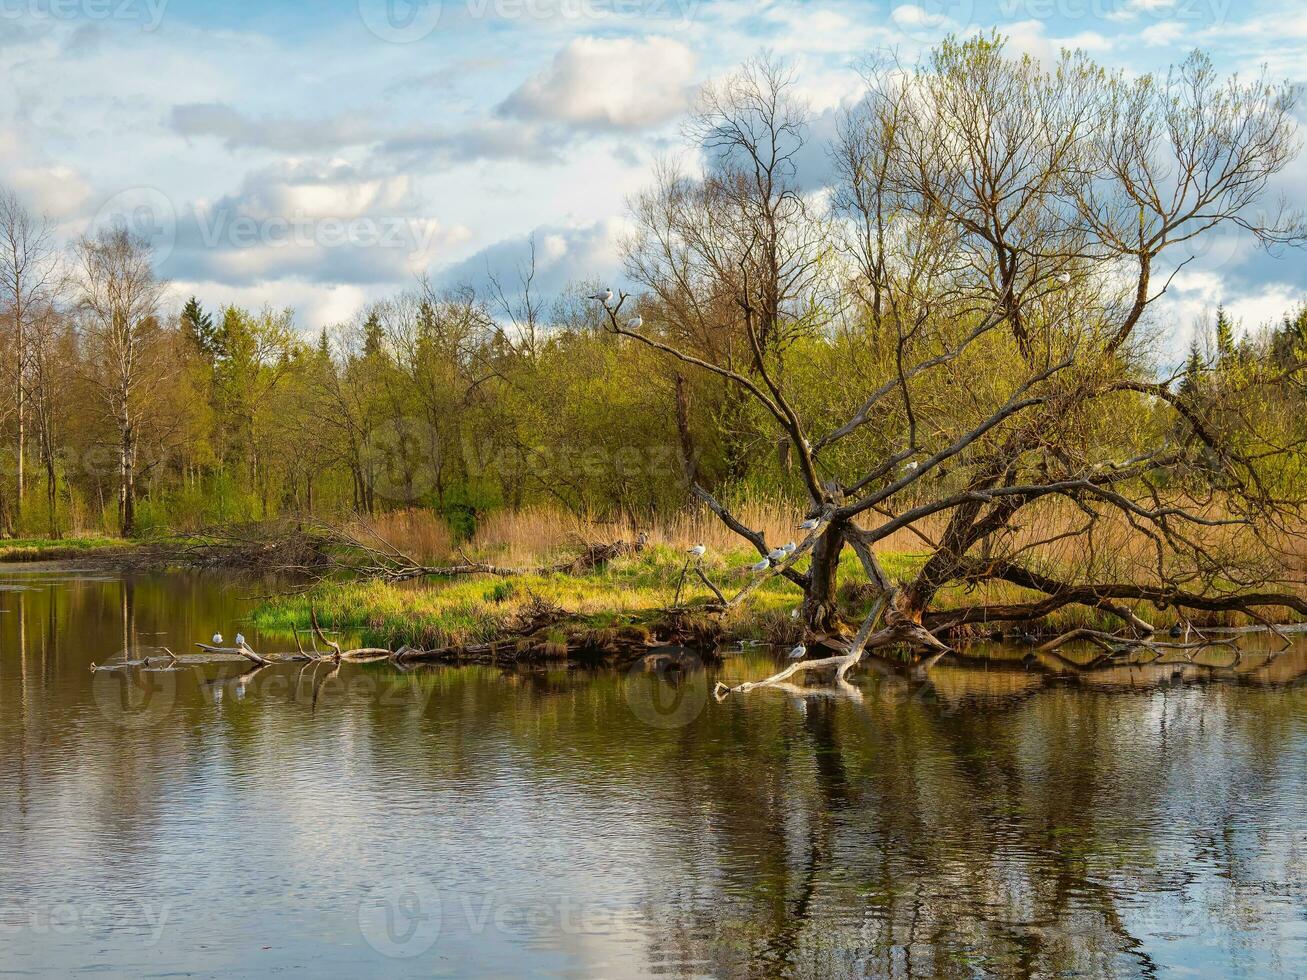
[1214,305,1236,363]
[181,296,218,359]
[362,310,385,357]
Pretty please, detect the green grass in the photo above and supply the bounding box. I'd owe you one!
[252,539,1289,650]
[252,544,818,649]
[249,543,1104,650]
[0,536,128,562]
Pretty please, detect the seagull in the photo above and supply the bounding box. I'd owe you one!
[235,633,246,648]
[748,558,771,573]
[783,541,797,554]
[688,544,706,558]
[212,632,223,645]
[588,288,614,305]
[1056,272,1071,285]
[625,315,643,330]
[767,546,788,562]
[788,644,807,660]
[797,517,820,530]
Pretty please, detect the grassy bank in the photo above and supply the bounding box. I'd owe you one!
[251,545,820,649]
[250,541,1172,650]
[0,536,129,563]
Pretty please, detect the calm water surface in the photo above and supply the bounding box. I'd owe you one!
[1,566,1305,978]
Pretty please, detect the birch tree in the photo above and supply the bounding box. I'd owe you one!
[74,227,167,536]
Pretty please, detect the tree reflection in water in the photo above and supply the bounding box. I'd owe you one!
[0,568,1303,978]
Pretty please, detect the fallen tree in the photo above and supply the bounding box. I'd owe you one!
[607,40,1307,691]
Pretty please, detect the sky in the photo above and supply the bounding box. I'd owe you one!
[2,0,1304,354]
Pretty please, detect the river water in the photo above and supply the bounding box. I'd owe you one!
[0,565,1304,978]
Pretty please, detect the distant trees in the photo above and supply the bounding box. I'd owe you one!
[0,189,59,533]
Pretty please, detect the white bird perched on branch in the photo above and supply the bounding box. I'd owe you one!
[748,558,770,573]
[1056,272,1071,284]
[797,517,820,530]
[767,546,787,562]
[235,633,246,648]
[588,287,613,305]
[788,644,806,660]
[904,460,919,472]
[688,544,706,557]
[783,541,796,554]
[212,632,223,645]
[625,315,642,330]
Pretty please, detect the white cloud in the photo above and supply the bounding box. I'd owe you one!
[1139,21,1186,46]
[995,19,1113,63]
[170,279,375,330]
[433,218,629,296]
[162,159,470,288]
[169,103,385,152]
[9,164,93,217]
[380,119,568,166]
[497,37,697,133]
[1152,267,1306,360]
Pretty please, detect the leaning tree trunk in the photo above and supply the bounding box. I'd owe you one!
[803,521,846,633]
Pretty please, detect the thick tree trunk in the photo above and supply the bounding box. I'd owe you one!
[804,522,846,633]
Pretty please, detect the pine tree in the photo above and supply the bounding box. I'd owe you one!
[362,310,384,357]
[1214,305,1236,363]
[181,296,218,359]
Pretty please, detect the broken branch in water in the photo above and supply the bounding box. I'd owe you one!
[194,642,275,667]
[714,595,891,700]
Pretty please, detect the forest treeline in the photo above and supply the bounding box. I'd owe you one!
[1,38,1305,547]
[1,233,1301,543]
